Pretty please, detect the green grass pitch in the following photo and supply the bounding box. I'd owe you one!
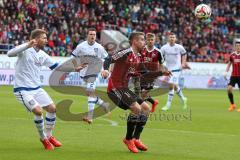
[0,85,240,160]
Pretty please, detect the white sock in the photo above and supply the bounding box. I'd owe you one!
[166,89,175,106]
[96,97,110,113]
[176,86,185,102]
[45,112,56,138]
[96,97,104,106]
[34,115,46,140]
[88,96,96,119]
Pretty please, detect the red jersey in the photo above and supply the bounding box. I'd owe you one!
[230,52,240,77]
[140,46,164,71]
[104,48,141,92]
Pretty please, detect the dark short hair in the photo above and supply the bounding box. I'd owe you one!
[168,32,176,36]
[87,28,96,34]
[129,32,145,45]
[30,29,47,39]
[146,33,155,39]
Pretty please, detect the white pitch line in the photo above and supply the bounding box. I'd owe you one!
[98,118,118,126]
[0,117,239,137]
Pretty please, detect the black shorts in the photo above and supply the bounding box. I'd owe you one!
[228,76,240,87]
[107,88,144,110]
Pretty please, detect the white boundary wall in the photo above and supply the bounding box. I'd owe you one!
[0,55,230,89]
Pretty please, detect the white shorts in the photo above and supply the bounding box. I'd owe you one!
[14,88,53,112]
[82,76,97,92]
[164,71,181,85]
[86,81,96,92]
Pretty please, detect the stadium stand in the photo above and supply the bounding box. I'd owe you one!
[0,0,239,63]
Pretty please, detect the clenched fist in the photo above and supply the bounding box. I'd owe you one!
[101,70,109,79]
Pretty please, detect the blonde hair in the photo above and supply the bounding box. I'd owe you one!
[30,29,47,39]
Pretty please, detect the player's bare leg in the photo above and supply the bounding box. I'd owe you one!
[227,85,236,112]
[32,106,54,150]
[43,104,62,147]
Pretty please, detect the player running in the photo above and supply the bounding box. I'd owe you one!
[224,41,240,112]
[161,32,190,111]
[71,28,110,124]
[102,32,171,153]
[138,33,165,113]
[7,29,62,150]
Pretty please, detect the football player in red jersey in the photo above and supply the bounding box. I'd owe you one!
[225,41,240,112]
[138,33,165,112]
[102,32,171,153]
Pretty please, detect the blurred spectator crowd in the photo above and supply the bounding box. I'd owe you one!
[0,0,240,63]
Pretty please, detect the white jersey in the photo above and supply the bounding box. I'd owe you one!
[160,43,186,71]
[7,43,58,91]
[71,41,108,77]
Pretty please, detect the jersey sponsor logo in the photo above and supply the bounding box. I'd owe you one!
[233,59,240,63]
[143,57,152,62]
[166,52,178,55]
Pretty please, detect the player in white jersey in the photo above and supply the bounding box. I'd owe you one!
[71,28,110,124]
[161,33,190,111]
[7,29,62,150]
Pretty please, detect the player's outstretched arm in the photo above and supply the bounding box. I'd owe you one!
[75,63,88,72]
[71,57,88,72]
[142,70,172,79]
[7,40,37,57]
